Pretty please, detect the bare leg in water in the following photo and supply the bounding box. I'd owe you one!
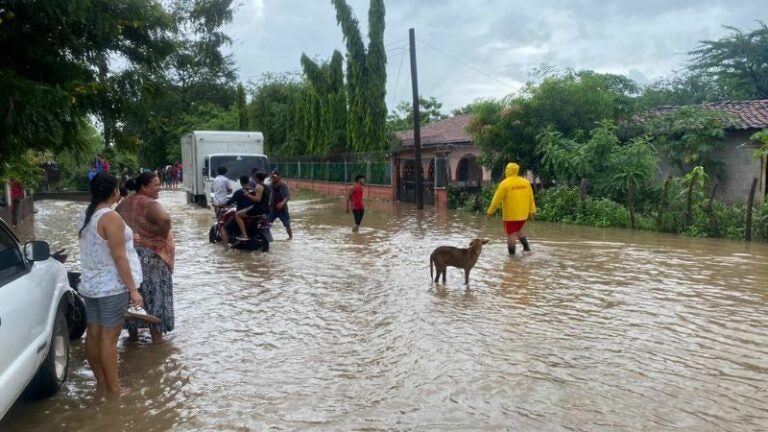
[86,323,123,393]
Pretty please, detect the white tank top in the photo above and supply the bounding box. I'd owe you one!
[78,207,143,298]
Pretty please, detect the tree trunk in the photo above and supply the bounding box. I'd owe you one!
[627,178,635,229]
[685,171,697,229]
[98,59,113,151]
[657,176,670,231]
[746,177,758,241]
[578,178,589,220]
[706,182,719,237]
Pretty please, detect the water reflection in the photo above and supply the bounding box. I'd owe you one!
[2,190,768,431]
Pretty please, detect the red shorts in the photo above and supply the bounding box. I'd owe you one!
[503,220,526,235]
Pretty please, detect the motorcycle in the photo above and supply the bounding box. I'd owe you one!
[51,249,88,340]
[208,206,272,252]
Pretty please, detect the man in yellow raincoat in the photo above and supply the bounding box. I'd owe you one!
[486,162,536,255]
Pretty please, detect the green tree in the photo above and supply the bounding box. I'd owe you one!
[0,0,175,175]
[236,83,248,131]
[467,69,642,177]
[640,72,725,107]
[522,69,640,137]
[451,100,488,116]
[690,23,768,100]
[643,106,737,178]
[387,96,448,132]
[607,136,657,228]
[535,120,657,217]
[365,0,387,151]
[536,127,579,184]
[465,99,522,175]
[248,73,309,156]
[119,0,239,168]
[751,128,768,160]
[330,0,387,152]
[300,51,347,155]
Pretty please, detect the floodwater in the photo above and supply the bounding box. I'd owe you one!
[2,190,768,431]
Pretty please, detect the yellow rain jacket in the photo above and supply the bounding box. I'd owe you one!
[486,163,536,221]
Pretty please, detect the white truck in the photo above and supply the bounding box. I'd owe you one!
[181,131,269,208]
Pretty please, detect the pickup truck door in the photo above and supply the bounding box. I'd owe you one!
[0,225,48,411]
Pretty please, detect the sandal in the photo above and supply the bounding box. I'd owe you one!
[125,305,161,324]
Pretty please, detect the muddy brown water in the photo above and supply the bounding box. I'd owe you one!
[2,190,768,431]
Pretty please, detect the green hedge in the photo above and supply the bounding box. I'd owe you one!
[449,183,766,241]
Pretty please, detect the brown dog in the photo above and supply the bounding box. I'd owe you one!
[430,238,489,284]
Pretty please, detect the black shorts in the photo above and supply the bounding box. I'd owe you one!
[352,209,364,225]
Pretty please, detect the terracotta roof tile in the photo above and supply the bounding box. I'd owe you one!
[396,114,473,147]
[650,99,768,130]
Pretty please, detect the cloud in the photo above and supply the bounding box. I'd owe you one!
[224,0,767,111]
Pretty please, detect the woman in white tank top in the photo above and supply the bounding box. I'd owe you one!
[78,173,143,394]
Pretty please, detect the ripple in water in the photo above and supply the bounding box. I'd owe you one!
[2,190,768,431]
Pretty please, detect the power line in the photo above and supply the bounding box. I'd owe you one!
[391,48,407,108]
[415,38,519,93]
[385,38,408,48]
[386,45,407,54]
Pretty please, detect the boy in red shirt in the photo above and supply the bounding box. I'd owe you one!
[346,174,365,233]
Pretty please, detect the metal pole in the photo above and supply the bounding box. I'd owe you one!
[409,28,424,209]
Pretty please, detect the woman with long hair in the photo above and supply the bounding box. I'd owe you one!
[78,173,143,394]
[117,172,175,343]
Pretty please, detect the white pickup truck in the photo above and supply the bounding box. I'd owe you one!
[0,217,80,420]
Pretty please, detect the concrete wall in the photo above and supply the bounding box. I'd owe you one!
[0,196,34,226]
[657,130,766,205]
[286,178,395,201]
[286,178,453,208]
[1,182,35,226]
[33,191,90,202]
[712,130,765,205]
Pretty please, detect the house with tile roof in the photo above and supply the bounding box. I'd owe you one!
[393,114,489,205]
[650,99,768,204]
[390,99,767,207]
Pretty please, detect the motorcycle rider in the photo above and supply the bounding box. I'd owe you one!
[219,175,254,246]
[212,166,231,215]
[235,171,270,242]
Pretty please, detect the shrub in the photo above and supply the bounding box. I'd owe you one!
[581,197,629,228]
[536,185,580,223]
[759,201,768,241]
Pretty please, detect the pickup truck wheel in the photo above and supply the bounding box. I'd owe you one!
[22,309,70,400]
[68,293,87,340]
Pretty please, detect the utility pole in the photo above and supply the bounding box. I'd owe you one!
[409,28,423,209]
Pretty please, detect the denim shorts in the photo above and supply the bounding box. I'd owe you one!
[269,211,291,228]
[83,292,129,328]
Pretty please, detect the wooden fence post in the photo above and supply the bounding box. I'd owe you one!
[746,177,758,241]
[706,182,719,237]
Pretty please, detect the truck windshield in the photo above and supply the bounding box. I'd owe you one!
[210,155,269,180]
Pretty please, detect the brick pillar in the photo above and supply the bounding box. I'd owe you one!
[434,186,448,210]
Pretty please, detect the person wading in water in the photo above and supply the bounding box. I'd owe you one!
[486,162,536,256]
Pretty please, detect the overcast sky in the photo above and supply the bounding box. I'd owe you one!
[223,0,765,113]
